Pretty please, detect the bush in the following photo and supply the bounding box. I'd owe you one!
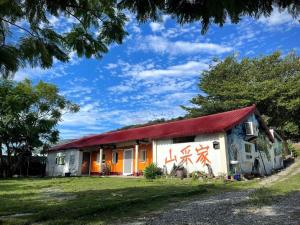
[143,163,162,179]
[288,142,300,157]
[189,171,208,180]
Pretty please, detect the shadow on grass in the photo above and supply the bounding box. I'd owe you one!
[0,183,211,225]
[0,178,260,225]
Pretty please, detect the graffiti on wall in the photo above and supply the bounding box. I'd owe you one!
[227,114,259,162]
[165,144,211,166]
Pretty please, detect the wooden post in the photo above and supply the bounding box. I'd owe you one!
[99,148,103,175]
[135,144,139,176]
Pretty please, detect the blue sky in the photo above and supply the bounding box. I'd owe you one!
[15,8,300,140]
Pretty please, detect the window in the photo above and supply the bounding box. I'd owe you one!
[140,149,146,162]
[112,151,118,164]
[245,143,252,153]
[173,136,195,144]
[69,154,75,165]
[244,142,253,161]
[56,153,65,165]
[246,155,252,159]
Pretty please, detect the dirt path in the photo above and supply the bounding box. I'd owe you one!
[259,159,300,187]
[125,159,300,225]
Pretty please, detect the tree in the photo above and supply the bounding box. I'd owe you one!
[0,79,79,177]
[1,1,300,77]
[120,0,300,34]
[0,0,128,78]
[182,52,300,141]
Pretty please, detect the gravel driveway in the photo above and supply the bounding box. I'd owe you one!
[125,160,300,225]
[141,190,300,225]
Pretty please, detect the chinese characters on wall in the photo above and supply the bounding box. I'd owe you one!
[165,144,211,166]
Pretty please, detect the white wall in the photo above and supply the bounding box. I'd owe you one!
[46,149,81,176]
[154,133,227,176]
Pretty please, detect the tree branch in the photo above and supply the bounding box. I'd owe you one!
[65,9,88,33]
[0,17,37,38]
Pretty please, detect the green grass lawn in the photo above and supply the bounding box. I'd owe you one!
[248,167,300,207]
[1,170,299,225]
[0,176,258,225]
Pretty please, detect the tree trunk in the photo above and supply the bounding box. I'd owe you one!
[12,150,28,176]
[5,143,13,177]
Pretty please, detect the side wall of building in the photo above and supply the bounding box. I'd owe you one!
[46,149,81,176]
[226,113,274,176]
[271,135,284,170]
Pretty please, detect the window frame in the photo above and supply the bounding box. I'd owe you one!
[69,154,75,166]
[172,136,195,144]
[112,151,118,164]
[244,142,253,161]
[56,153,65,165]
[140,149,146,162]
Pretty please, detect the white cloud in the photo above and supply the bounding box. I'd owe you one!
[139,35,232,55]
[105,63,118,69]
[259,8,298,26]
[14,64,68,81]
[60,85,93,98]
[127,61,208,79]
[14,67,49,81]
[149,22,164,32]
[131,23,141,33]
[108,84,133,93]
[14,51,80,81]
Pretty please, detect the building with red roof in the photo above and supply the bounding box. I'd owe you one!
[46,105,283,177]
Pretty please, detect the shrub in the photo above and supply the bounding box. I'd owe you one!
[288,142,299,157]
[143,163,162,179]
[189,171,208,181]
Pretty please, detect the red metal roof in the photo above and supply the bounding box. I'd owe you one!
[51,105,263,151]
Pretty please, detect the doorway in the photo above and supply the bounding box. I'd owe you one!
[123,149,133,175]
[81,152,91,175]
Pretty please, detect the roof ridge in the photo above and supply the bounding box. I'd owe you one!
[51,105,257,151]
[102,104,256,134]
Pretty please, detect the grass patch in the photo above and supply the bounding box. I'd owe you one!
[247,170,300,207]
[0,172,271,225]
[0,176,259,225]
[1,170,298,225]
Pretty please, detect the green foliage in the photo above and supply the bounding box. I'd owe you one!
[189,171,208,181]
[0,79,79,176]
[183,51,300,141]
[0,0,128,77]
[120,1,300,34]
[288,142,299,157]
[1,1,300,76]
[143,163,162,179]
